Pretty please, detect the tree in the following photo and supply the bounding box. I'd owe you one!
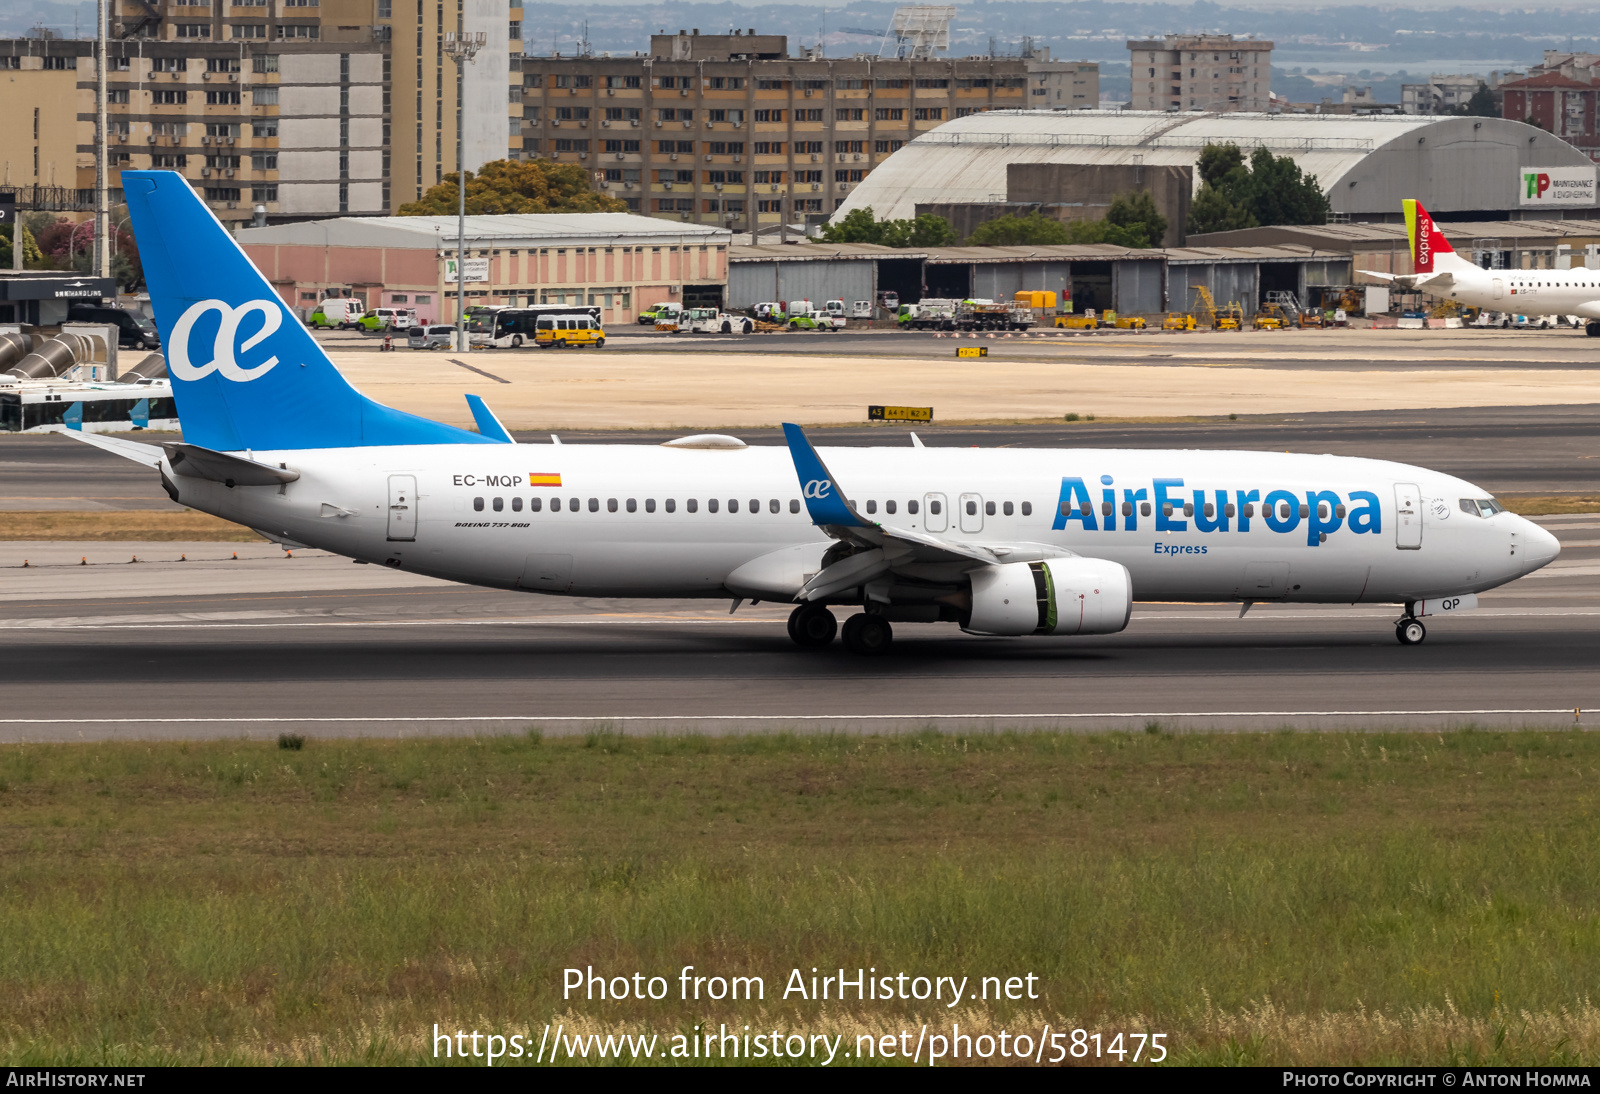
[0,223,43,269]
[1459,82,1497,118]
[814,206,955,247]
[1245,145,1329,227]
[966,211,1068,246]
[1106,190,1167,248]
[1185,141,1328,235]
[397,158,627,216]
[1186,182,1258,235]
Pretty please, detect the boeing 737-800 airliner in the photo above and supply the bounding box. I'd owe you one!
[63,172,1560,653]
[1370,199,1600,334]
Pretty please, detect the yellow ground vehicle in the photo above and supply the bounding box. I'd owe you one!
[535,312,606,349]
[1110,313,1146,329]
[1054,313,1099,329]
[1163,313,1196,331]
[1253,304,1286,330]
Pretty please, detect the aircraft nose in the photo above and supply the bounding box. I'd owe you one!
[1519,518,1561,573]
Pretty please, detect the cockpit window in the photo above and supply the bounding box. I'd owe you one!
[1459,498,1504,517]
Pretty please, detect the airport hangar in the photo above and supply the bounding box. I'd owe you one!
[727,241,1352,316]
[833,109,1600,232]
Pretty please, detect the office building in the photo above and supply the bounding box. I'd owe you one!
[519,31,1097,230]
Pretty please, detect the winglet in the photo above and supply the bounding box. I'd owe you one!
[464,394,514,443]
[781,423,872,529]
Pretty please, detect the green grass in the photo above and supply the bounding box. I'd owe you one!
[2,729,1599,1065]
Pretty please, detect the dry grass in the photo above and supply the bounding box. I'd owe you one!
[0,510,263,541]
[1497,495,1600,516]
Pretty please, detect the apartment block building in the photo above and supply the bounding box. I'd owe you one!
[1,0,524,229]
[1127,34,1272,113]
[520,31,1096,229]
[1399,74,1485,115]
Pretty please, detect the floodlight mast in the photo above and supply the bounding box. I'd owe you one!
[884,5,954,61]
[444,29,486,352]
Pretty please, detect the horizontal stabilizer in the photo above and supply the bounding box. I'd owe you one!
[53,428,165,468]
[162,442,300,486]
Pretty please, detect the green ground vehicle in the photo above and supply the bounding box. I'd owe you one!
[306,298,368,330]
[639,302,681,326]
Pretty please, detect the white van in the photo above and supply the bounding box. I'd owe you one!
[373,307,417,330]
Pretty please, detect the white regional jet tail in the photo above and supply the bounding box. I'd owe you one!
[1361,199,1483,294]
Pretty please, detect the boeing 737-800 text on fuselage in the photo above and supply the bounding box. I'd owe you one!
[64,173,1560,653]
[1370,199,1600,335]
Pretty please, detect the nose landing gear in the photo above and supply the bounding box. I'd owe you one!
[1395,617,1427,645]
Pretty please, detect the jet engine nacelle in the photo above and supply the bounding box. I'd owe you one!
[965,558,1133,636]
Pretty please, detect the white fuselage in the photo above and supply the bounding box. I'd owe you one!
[1408,258,1600,319]
[163,443,1559,607]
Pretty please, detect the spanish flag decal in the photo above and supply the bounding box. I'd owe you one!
[529,473,562,487]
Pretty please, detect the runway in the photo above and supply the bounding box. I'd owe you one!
[3,400,1597,742]
[2,512,1596,740]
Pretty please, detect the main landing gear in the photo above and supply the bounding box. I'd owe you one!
[786,605,894,655]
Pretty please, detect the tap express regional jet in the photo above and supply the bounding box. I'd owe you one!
[65,171,1560,653]
[1370,198,1600,335]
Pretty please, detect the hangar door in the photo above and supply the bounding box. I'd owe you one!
[778,260,874,308]
[1114,260,1164,315]
[1068,261,1113,312]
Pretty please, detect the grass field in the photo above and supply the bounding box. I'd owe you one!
[0,511,262,541]
[3,729,1599,1066]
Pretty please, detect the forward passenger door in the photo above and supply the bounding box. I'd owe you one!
[1394,482,1421,550]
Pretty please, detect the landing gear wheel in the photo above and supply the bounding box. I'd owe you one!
[788,604,837,648]
[841,613,893,655]
[1396,618,1426,645]
[1587,321,1600,338]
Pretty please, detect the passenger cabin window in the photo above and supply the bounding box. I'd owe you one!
[1140,502,1151,517]
[1021,502,1032,516]
[885,500,896,515]
[512,497,523,512]
[627,499,637,512]
[493,497,504,511]
[908,500,919,515]
[789,500,800,513]
[608,498,618,512]
[473,496,484,511]
[686,499,697,513]
[570,498,580,512]
[530,497,542,511]
[664,499,675,512]
[1003,501,1013,516]
[750,499,759,513]
[708,499,719,513]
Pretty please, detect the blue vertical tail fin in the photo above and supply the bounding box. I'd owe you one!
[123,170,492,451]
